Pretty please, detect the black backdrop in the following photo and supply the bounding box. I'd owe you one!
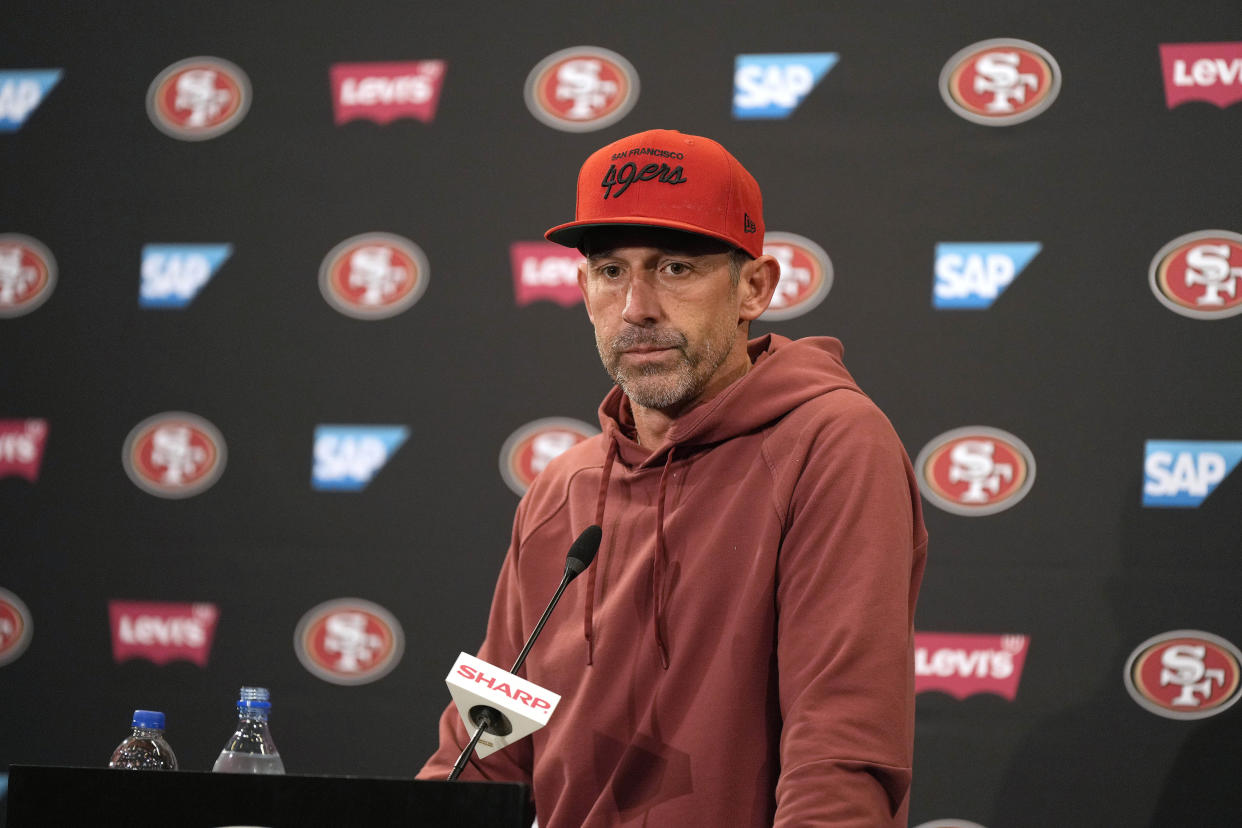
[3,2,1240,825]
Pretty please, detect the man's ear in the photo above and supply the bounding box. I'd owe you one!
[738,254,780,322]
[577,261,595,324]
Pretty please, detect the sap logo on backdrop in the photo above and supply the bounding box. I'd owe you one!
[500,418,598,496]
[0,234,56,318]
[915,633,1030,701]
[312,425,409,491]
[1125,630,1242,720]
[916,426,1036,516]
[511,241,584,307]
[0,587,33,667]
[147,57,251,141]
[139,244,233,308]
[940,39,1061,126]
[320,232,430,320]
[733,53,839,119]
[525,46,639,132]
[1160,43,1242,109]
[108,601,219,667]
[330,61,447,125]
[934,242,1041,308]
[1149,230,1242,320]
[759,232,834,321]
[1142,440,1242,508]
[0,419,48,482]
[294,598,404,685]
[122,412,227,499]
[0,70,62,131]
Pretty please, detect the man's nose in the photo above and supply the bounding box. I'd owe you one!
[622,272,661,325]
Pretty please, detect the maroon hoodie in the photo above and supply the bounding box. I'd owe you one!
[420,334,928,827]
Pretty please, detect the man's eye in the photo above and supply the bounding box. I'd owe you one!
[664,262,690,276]
[600,265,621,278]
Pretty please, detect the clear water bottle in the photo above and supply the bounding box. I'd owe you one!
[108,709,179,770]
[212,686,286,774]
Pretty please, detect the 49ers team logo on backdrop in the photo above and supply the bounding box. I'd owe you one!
[0,234,56,318]
[1124,630,1242,720]
[1148,230,1242,320]
[147,57,251,141]
[759,232,833,321]
[0,587,33,667]
[319,232,429,319]
[916,426,1036,516]
[940,39,1061,126]
[524,46,639,132]
[122,412,227,498]
[500,418,598,496]
[294,598,404,685]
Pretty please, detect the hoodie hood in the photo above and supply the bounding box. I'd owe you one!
[584,333,864,667]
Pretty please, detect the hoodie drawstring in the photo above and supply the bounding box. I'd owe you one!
[652,446,675,669]
[586,437,618,666]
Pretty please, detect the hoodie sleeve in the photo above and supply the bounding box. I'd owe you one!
[768,393,927,827]
[416,505,536,786]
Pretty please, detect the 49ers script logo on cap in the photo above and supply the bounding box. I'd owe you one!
[294,598,404,685]
[940,39,1061,126]
[0,234,56,318]
[1149,230,1242,320]
[147,57,251,141]
[524,46,639,132]
[122,412,226,498]
[760,232,834,321]
[916,426,1035,516]
[319,232,430,319]
[0,587,33,667]
[500,418,598,496]
[1124,630,1242,720]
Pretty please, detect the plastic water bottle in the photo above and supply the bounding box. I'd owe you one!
[108,709,179,770]
[212,686,286,774]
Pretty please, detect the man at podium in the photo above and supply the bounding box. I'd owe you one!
[419,129,927,827]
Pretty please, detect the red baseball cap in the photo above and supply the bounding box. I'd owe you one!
[544,129,765,259]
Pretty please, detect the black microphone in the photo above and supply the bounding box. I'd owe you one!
[448,524,602,781]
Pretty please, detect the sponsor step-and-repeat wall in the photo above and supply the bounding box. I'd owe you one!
[3,2,1240,825]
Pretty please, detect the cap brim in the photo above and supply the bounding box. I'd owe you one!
[545,217,747,254]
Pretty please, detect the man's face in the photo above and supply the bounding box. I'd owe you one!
[577,228,751,414]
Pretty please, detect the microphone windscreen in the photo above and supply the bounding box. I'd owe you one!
[564,524,602,578]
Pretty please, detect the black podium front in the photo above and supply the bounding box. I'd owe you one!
[5,765,534,827]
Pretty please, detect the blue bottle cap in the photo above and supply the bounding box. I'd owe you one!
[237,685,272,709]
[131,710,165,730]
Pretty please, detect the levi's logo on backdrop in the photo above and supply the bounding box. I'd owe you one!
[1148,230,1242,320]
[1159,43,1242,108]
[1124,630,1242,720]
[109,601,219,667]
[330,61,447,125]
[733,53,839,119]
[0,419,48,482]
[0,70,62,131]
[915,427,1036,516]
[939,39,1061,126]
[0,587,34,667]
[312,425,409,491]
[140,244,233,308]
[146,57,251,141]
[524,46,639,132]
[759,232,834,321]
[500,418,598,496]
[1143,440,1242,508]
[511,242,584,307]
[0,234,57,318]
[294,598,405,685]
[934,243,1041,309]
[915,633,1030,701]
